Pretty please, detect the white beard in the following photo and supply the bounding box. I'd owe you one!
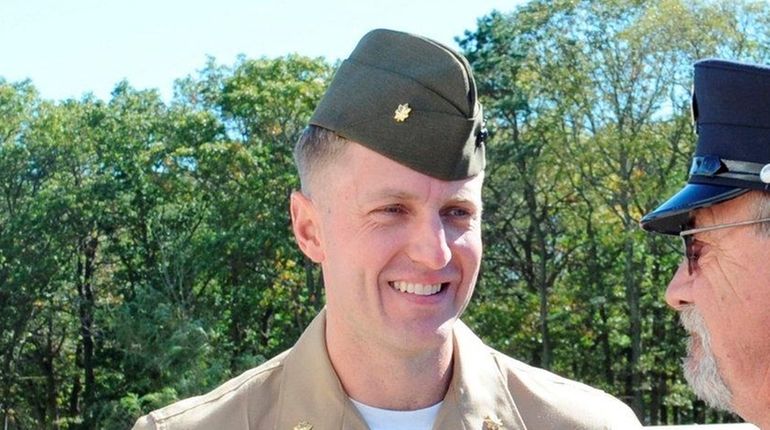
[679,305,734,411]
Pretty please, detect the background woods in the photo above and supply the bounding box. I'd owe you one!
[2,1,769,428]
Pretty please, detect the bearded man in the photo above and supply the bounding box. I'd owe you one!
[641,58,770,428]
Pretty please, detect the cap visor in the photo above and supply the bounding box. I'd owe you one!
[640,183,748,235]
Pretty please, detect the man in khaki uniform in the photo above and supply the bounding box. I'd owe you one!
[133,29,641,430]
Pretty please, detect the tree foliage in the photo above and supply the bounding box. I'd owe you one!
[459,0,770,424]
[1,1,769,427]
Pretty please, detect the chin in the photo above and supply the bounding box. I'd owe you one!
[387,318,455,352]
[683,337,734,412]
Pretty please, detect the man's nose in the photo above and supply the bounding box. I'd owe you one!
[406,215,452,270]
[665,261,694,309]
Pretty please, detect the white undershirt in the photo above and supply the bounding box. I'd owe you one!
[350,398,443,430]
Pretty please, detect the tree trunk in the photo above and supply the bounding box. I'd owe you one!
[77,233,98,417]
[43,316,59,430]
[68,344,81,416]
[229,256,244,372]
[624,236,643,417]
[524,178,551,370]
[598,304,613,383]
[585,213,615,386]
[538,282,550,370]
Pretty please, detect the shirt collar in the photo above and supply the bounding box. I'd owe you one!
[275,309,367,429]
[275,310,525,430]
[433,320,526,429]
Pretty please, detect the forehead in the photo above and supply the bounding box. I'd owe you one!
[692,192,756,225]
[325,142,483,203]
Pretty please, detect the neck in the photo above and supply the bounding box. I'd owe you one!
[748,410,769,430]
[736,395,770,430]
[732,366,770,428]
[325,318,454,410]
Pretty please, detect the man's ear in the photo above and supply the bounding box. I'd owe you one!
[290,191,325,263]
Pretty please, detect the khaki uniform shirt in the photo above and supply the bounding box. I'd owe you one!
[133,310,641,429]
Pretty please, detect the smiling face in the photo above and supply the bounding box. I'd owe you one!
[290,142,483,356]
[665,192,770,422]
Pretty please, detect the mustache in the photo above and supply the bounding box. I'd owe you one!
[679,305,712,351]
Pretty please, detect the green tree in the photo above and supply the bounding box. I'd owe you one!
[461,0,770,424]
[4,2,770,427]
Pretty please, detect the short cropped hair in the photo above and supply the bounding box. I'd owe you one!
[293,125,350,195]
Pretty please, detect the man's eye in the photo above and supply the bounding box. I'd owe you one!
[683,236,704,274]
[688,240,702,257]
[444,207,472,217]
[380,205,406,214]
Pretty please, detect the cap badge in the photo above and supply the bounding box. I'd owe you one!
[394,103,411,122]
[482,415,504,430]
[760,164,770,184]
[293,421,313,430]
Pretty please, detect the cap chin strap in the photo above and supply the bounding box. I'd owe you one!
[689,155,770,184]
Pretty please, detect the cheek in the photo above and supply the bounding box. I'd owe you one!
[709,257,769,310]
[696,276,770,364]
[327,223,406,279]
[462,226,483,252]
[453,230,483,269]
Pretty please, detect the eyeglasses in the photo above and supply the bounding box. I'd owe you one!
[679,216,770,275]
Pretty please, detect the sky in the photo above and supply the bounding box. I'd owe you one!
[1,0,524,102]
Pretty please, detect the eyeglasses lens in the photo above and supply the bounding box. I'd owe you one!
[682,234,695,275]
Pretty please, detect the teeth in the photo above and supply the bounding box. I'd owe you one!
[391,281,443,296]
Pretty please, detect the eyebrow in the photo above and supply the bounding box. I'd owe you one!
[361,188,481,207]
[363,188,416,201]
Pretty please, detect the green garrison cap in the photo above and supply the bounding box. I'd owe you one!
[309,28,486,180]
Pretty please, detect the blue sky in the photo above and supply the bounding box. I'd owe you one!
[1,0,524,101]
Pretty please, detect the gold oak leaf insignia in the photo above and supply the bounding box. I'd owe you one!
[394,103,411,122]
[482,415,504,430]
[293,421,313,430]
